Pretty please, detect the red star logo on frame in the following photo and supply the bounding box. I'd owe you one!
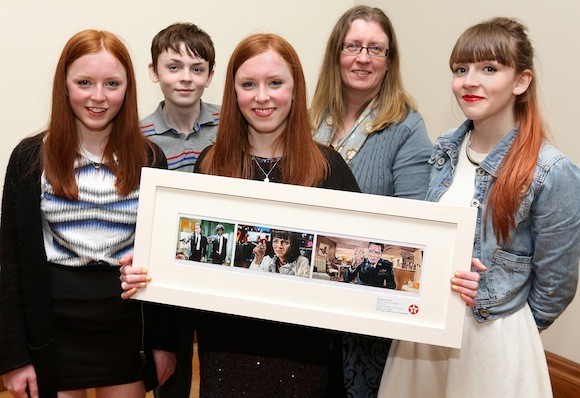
[408,304,419,315]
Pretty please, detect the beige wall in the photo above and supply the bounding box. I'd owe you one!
[0,0,578,363]
[0,0,352,154]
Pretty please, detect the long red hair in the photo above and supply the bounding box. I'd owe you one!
[450,17,546,243]
[43,29,152,199]
[200,33,328,186]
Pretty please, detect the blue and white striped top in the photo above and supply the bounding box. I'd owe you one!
[40,153,138,267]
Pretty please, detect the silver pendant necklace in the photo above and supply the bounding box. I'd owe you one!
[80,146,104,170]
[252,156,281,182]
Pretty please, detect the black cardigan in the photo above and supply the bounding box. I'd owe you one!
[0,133,176,393]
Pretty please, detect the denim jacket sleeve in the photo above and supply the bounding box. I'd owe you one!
[527,153,580,329]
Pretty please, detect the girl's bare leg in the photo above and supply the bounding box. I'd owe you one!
[96,381,146,398]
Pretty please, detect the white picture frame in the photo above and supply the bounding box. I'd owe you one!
[132,168,477,348]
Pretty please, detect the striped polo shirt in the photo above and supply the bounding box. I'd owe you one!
[140,100,220,172]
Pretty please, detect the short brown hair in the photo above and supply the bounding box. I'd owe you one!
[150,23,215,72]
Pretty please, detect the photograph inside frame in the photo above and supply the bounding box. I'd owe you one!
[176,216,235,266]
[176,215,424,293]
[234,224,315,278]
[315,235,423,293]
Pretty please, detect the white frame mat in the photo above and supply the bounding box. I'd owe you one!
[132,168,477,348]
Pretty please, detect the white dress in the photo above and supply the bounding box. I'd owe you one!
[378,136,552,398]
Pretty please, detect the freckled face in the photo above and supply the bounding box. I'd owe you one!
[234,50,294,142]
[340,19,389,101]
[66,50,127,136]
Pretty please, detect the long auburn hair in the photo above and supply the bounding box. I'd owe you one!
[200,33,328,186]
[43,29,153,199]
[450,17,546,243]
[310,5,417,132]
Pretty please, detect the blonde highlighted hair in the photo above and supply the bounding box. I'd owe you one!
[310,5,416,133]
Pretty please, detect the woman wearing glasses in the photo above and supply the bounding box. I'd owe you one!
[311,5,432,199]
[310,5,433,397]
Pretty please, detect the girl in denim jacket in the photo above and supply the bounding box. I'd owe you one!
[379,17,580,398]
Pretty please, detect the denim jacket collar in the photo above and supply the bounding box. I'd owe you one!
[434,119,519,178]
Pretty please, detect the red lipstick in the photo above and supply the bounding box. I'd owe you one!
[463,95,483,102]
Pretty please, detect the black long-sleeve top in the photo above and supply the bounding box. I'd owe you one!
[0,134,177,389]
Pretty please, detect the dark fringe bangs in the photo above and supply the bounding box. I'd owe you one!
[449,25,516,69]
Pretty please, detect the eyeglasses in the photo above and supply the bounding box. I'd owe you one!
[341,42,389,57]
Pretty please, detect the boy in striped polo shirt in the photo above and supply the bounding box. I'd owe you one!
[141,23,220,173]
[140,23,219,398]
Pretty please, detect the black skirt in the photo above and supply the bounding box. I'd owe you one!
[48,262,144,391]
[195,310,344,397]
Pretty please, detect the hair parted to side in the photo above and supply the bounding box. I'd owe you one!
[200,33,328,187]
[450,17,546,243]
[151,23,215,72]
[310,5,417,133]
[44,29,154,200]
